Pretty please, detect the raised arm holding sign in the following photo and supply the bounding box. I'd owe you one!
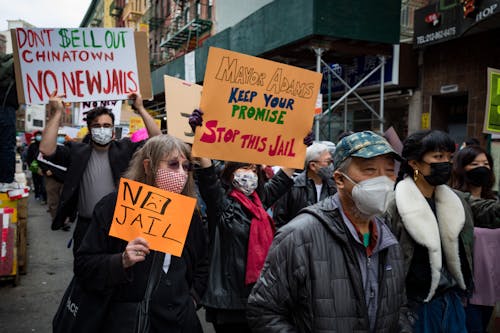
[11,27,152,104]
[191,47,322,169]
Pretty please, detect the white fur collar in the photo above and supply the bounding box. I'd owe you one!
[395,177,466,302]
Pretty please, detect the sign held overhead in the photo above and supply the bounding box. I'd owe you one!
[11,27,152,104]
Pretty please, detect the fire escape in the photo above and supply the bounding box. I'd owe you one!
[159,0,212,60]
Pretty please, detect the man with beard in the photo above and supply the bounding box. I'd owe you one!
[40,93,161,255]
[273,142,336,228]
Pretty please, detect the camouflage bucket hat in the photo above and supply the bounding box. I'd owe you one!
[333,131,401,170]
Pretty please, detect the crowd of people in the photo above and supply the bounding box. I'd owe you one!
[16,96,498,332]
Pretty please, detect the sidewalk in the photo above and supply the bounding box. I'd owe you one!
[0,195,73,332]
[0,195,215,332]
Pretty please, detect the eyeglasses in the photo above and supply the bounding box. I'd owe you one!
[162,159,193,172]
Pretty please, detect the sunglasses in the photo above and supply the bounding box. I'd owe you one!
[162,159,194,171]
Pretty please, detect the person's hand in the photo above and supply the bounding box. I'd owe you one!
[48,92,64,114]
[128,92,144,113]
[122,237,150,268]
[189,109,204,133]
[45,169,53,177]
[303,131,314,146]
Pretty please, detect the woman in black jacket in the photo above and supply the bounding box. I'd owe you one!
[451,145,500,332]
[74,134,209,333]
[195,157,294,333]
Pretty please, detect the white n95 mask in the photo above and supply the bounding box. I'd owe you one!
[342,173,394,217]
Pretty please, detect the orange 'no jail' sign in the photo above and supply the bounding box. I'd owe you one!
[109,178,196,257]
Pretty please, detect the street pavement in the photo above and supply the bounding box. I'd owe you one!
[0,195,215,333]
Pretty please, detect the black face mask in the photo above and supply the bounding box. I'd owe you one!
[423,162,452,186]
[465,166,491,187]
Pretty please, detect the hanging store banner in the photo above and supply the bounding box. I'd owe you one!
[192,47,322,169]
[11,27,152,104]
[414,0,500,48]
[483,67,500,134]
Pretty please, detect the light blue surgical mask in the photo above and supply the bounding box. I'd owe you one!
[91,127,113,146]
[57,136,65,144]
[35,135,42,142]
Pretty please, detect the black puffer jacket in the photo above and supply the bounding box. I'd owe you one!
[247,197,411,333]
[273,170,336,228]
[196,165,293,313]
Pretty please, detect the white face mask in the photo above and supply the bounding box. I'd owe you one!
[91,127,113,146]
[232,170,258,196]
[342,173,395,217]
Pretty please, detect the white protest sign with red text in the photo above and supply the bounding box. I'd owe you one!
[12,28,141,104]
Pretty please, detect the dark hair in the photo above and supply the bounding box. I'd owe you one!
[220,162,265,193]
[451,145,496,199]
[464,137,480,146]
[85,107,115,128]
[396,130,456,184]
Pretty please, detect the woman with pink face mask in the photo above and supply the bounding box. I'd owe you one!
[72,135,208,333]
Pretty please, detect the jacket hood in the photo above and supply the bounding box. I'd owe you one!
[395,177,466,302]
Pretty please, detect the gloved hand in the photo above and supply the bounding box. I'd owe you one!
[303,131,314,146]
[189,109,204,133]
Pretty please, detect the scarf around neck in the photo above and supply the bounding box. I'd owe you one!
[229,189,275,285]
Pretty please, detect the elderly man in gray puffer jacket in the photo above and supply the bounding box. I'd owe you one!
[247,131,413,333]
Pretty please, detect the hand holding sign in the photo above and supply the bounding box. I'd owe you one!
[128,92,144,114]
[189,109,204,133]
[191,47,322,169]
[303,131,314,147]
[109,178,196,257]
[122,237,150,268]
[48,92,65,114]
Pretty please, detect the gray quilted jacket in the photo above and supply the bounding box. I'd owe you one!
[247,195,412,333]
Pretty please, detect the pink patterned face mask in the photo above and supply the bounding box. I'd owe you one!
[156,168,188,193]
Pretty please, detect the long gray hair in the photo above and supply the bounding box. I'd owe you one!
[123,135,196,198]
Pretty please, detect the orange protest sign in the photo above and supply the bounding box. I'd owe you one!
[109,178,196,256]
[192,47,322,169]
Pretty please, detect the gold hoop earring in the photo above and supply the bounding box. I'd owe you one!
[413,169,419,182]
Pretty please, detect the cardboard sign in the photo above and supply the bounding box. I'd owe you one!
[11,28,152,104]
[77,100,123,126]
[192,47,322,169]
[129,116,161,134]
[109,178,196,257]
[484,67,500,134]
[164,75,202,143]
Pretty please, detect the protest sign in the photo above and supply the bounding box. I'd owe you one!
[76,100,123,126]
[484,67,500,134]
[11,28,152,105]
[164,75,202,143]
[192,47,322,169]
[129,116,161,134]
[109,178,196,256]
